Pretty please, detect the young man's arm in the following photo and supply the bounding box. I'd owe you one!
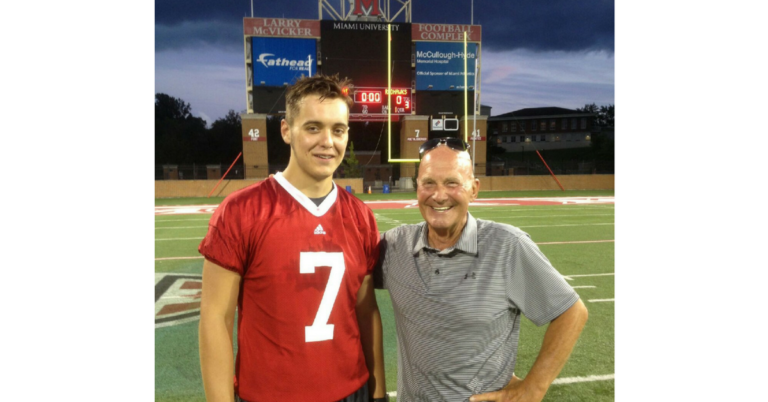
[356,274,387,399]
[199,259,241,402]
[470,299,589,402]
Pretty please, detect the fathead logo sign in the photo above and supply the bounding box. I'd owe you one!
[257,53,274,67]
[257,53,314,70]
[353,0,381,16]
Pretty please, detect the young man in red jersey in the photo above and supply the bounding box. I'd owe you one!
[198,74,387,402]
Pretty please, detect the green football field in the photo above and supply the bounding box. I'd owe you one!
[155,191,614,401]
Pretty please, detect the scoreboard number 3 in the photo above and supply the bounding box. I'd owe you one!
[300,252,345,342]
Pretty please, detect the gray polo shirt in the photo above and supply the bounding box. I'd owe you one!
[375,213,579,401]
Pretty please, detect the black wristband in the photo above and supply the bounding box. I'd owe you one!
[371,396,389,402]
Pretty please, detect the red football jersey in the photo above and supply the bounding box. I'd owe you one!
[198,173,380,401]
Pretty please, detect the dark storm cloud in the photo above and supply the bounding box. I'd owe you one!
[155,0,316,51]
[156,20,244,51]
[155,0,315,25]
[411,0,614,52]
[156,0,613,53]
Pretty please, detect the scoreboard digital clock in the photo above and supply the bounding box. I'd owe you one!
[354,90,382,104]
[347,87,412,117]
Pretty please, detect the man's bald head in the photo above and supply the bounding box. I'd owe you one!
[418,145,475,183]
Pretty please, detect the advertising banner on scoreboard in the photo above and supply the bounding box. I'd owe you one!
[251,37,316,86]
[243,18,320,38]
[412,23,481,42]
[415,42,477,91]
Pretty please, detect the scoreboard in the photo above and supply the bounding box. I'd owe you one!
[321,20,411,121]
[347,87,411,119]
[244,18,481,123]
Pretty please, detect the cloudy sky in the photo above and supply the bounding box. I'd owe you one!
[155,0,614,124]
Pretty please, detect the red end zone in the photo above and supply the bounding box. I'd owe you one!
[155,197,614,215]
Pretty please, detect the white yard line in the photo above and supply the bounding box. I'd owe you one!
[518,223,613,228]
[155,256,204,261]
[384,374,615,397]
[552,374,615,385]
[373,213,407,227]
[562,273,614,281]
[156,237,205,241]
[565,273,614,278]
[538,240,614,245]
[468,213,615,219]
[381,206,615,216]
[588,298,615,303]
[155,218,210,222]
[156,226,209,230]
[572,286,597,289]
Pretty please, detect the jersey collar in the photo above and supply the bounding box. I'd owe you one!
[273,172,337,217]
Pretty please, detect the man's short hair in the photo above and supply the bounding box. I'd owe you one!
[285,74,353,124]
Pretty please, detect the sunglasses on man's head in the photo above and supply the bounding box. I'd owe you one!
[418,137,470,159]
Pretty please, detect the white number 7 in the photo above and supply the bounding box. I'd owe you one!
[300,252,345,342]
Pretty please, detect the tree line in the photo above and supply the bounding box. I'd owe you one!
[576,103,614,129]
[155,93,243,166]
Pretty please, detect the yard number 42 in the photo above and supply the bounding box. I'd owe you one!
[300,252,345,342]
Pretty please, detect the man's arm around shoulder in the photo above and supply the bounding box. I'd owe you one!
[470,299,589,402]
[199,259,241,402]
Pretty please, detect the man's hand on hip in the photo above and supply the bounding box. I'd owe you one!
[469,375,546,402]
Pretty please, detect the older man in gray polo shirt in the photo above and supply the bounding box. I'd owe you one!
[375,138,588,402]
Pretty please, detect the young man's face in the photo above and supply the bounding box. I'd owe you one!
[281,94,349,183]
[417,146,479,236]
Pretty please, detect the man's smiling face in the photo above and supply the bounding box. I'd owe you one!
[416,146,479,238]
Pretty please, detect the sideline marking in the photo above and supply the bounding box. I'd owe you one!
[589,298,615,303]
[572,286,597,289]
[384,374,615,397]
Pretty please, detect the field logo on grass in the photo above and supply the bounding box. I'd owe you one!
[155,273,203,328]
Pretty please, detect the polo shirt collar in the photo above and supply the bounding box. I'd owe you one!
[413,212,478,256]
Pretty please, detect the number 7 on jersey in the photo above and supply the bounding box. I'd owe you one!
[300,252,345,342]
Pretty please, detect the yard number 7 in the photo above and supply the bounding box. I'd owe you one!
[300,252,345,342]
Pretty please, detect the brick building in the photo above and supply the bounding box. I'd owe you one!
[488,107,596,152]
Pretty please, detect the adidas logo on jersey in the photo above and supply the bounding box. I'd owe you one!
[314,224,326,235]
